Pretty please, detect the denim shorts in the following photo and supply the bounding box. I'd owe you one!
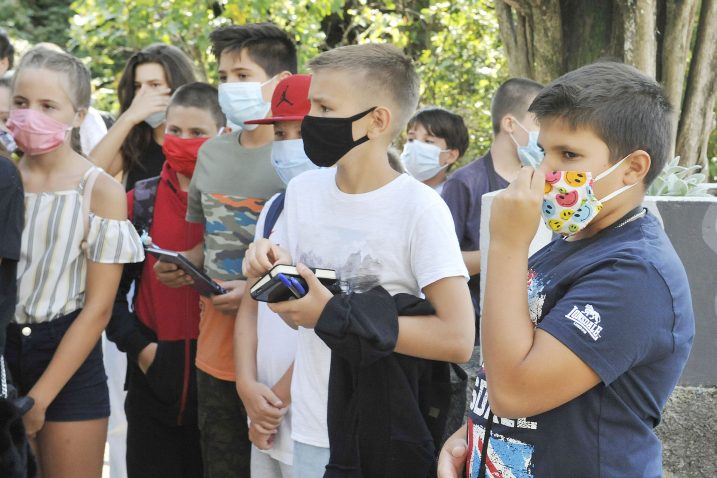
[6,309,109,421]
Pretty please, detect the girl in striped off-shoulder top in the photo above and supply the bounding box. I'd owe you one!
[5,48,143,477]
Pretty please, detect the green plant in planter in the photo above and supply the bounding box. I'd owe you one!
[647,157,711,197]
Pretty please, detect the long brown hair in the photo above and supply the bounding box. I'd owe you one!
[117,44,196,173]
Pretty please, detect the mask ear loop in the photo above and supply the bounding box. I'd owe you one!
[594,154,638,203]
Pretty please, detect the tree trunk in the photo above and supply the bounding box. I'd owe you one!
[496,0,532,78]
[496,0,717,167]
[661,0,699,158]
[622,0,657,77]
[675,0,717,166]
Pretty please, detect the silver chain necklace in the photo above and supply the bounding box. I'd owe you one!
[615,208,646,228]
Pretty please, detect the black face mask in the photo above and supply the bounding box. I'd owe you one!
[301,107,377,167]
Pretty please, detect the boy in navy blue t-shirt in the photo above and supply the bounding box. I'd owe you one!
[438,62,695,478]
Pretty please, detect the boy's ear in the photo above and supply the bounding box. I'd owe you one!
[624,150,651,184]
[500,115,516,135]
[442,148,460,166]
[366,106,391,138]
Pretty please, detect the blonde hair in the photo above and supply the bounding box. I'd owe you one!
[308,44,420,136]
[13,47,91,111]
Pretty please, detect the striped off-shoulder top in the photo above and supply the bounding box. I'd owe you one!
[15,167,144,324]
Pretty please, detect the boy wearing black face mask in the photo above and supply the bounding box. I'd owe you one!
[152,23,296,478]
[243,43,474,477]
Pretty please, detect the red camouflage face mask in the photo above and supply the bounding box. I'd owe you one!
[162,134,209,178]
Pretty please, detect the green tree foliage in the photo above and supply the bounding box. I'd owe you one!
[1,0,74,47]
[63,0,504,160]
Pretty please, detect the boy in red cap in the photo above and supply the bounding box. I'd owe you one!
[236,74,316,478]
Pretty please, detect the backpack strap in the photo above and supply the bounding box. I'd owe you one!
[263,192,286,239]
[80,167,102,251]
[132,176,161,238]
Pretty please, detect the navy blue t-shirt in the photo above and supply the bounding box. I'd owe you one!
[466,212,694,477]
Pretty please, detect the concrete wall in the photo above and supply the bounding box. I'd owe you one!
[478,193,717,476]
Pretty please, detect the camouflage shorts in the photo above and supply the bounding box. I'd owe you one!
[197,369,251,478]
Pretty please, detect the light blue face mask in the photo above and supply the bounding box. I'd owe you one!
[217,77,274,132]
[144,111,166,129]
[510,119,543,168]
[271,138,320,185]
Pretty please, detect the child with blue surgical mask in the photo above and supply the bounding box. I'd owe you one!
[236,73,315,478]
[400,107,469,194]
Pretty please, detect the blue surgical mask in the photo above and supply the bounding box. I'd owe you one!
[510,120,543,168]
[400,140,450,181]
[144,111,166,129]
[271,138,320,185]
[218,78,274,132]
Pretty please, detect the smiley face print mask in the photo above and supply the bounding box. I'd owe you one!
[541,156,636,236]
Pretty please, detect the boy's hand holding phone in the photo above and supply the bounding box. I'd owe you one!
[210,279,246,313]
[268,263,333,329]
[243,238,292,278]
[490,166,545,249]
[153,260,194,288]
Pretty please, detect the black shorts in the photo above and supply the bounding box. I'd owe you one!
[6,309,109,421]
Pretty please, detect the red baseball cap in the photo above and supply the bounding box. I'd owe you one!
[245,74,312,125]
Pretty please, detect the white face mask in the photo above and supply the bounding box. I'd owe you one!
[400,140,450,181]
[271,138,320,185]
[144,111,166,128]
[217,77,274,131]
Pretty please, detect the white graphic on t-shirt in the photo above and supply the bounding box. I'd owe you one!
[527,269,546,325]
[299,249,381,294]
[565,304,603,341]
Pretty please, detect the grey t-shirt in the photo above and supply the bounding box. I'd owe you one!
[187,131,284,280]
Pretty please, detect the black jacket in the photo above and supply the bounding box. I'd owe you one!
[107,264,198,427]
[315,287,466,478]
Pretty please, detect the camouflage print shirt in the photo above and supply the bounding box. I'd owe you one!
[186,131,284,281]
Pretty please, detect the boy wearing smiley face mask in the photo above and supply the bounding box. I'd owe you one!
[438,62,694,478]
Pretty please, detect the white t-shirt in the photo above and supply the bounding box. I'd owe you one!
[80,107,108,156]
[283,168,468,448]
[253,193,297,465]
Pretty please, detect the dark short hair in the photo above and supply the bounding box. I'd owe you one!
[408,107,470,157]
[0,29,14,70]
[209,23,297,76]
[168,82,225,129]
[491,78,544,134]
[529,61,673,185]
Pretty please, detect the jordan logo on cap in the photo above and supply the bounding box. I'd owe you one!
[276,85,294,108]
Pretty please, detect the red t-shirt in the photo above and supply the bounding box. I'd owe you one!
[127,163,204,340]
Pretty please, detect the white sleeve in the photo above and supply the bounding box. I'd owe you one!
[410,197,469,290]
[80,107,108,156]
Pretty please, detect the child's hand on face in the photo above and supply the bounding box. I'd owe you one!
[210,279,246,313]
[242,239,292,278]
[268,264,334,329]
[249,422,275,450]
[490,166,546,249]
[125,84,171,125]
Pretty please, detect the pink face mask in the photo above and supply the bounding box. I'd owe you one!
[7,109,73,155]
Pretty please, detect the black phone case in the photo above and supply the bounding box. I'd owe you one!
[250,273,339,303]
